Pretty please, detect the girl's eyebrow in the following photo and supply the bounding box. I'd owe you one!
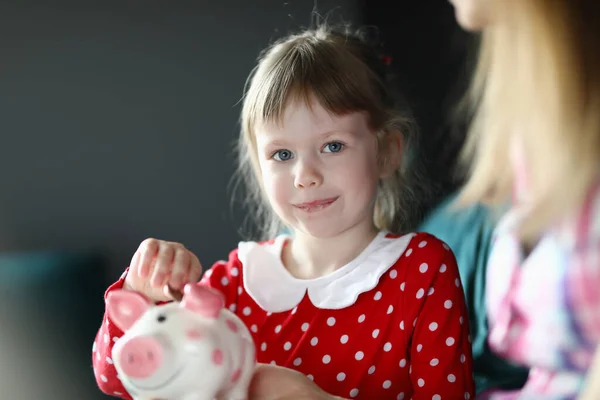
[257,128,359,147]
[261,139,289,148]
[321,130,357,138]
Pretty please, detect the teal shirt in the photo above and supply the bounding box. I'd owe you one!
[418,193,529,394]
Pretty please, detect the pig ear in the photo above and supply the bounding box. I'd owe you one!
[106,290,151,331]
[180,284,224,319]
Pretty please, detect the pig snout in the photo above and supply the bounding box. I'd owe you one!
[118,336,163,379]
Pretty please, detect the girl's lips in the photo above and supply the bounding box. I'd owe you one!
[294,197,338,211]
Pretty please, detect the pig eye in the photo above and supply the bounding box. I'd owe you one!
[157,315,167,323]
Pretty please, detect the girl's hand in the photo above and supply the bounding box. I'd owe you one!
[124,238,203,302]
[248,363,347,400]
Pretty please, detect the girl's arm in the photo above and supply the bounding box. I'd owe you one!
[407,236,476,399]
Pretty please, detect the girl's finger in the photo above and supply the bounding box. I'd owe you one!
[150,243,175,288]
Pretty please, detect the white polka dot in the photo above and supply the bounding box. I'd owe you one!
[430,358,439,366]
[301,322,309,332]
[311,337,318,346]
[327,317,336,326]
[251,324,258,333]
[96,352,101,361]
[229,304,237,312]
[204,269,213,278]
[448,374,456,383]
[100,375,108,383]
[230,267,239,276]
[368,365,376,374]
[440,264,447,273]
[307,374,314,381]
[261,343,267,351]
[387,305,394,314]
[418,240,427,248]
[374,291,382,301]
[350,389,359,398]
[103,334,108,344]
[322,354,331,364]
[293,358,302,366]
[340,334,349,344]
[221,277,229,286]
[465,393,471,399]
[429,322,438,331]
[355,351,364,360]
[444,300,453,309]
[416,289,425,299]
[399,359,407,367]
[275,325,282,333]
[106,357,113,364]
[383,380,392,389]
[461,354,466,363]
[242,307,251,316]
[283,342,292,351]
[417,344,423,352]
[446,337,456,346]
[372,329,380,338]
[389,269,398,279]
[428,287,435,296]
[358,314,366,323]
[400,320,405,330]
[460,316,464,325]
[238,286,243,295]
[418,378,425,387]
[433,395,441,400]
[92,342,97,352]
[455,278,460,287]
[270,360,276,365]
[384,342,392,352]
[419,263,428,273]
[397,394,405,400]
[406,248,413,256]
[291,307,297,314]
[400,282,406,291]
[337,372,346,381]
[112,337,119,343]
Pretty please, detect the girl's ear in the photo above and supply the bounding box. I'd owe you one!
[378,130,403,178]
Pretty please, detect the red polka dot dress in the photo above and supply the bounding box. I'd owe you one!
[92,231,475,400]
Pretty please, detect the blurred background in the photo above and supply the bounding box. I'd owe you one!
[0,1,475,398]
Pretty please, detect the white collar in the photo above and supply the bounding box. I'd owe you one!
[238,231,415,312]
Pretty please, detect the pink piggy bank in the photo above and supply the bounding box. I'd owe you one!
[106,284,256,400]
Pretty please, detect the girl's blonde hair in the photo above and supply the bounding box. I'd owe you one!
[235,24,421,240]
[457,0,600,243]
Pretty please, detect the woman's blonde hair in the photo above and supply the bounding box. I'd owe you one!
[234,24,421,240]
[457,0,600,243]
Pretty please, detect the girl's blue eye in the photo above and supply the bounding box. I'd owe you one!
[324,142,344,153]
[273,149,293,161]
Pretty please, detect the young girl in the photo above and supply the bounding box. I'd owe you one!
[447,0,600,398]
[92,25,475,400]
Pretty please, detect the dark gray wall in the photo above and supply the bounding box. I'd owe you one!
[0,0,361,279]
